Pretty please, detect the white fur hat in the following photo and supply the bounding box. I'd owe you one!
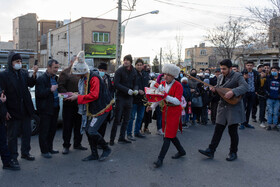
[162,64,181,78]
[181,77,188,83]
[71,51,89,75]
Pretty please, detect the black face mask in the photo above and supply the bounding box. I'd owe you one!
[190,73,196,77]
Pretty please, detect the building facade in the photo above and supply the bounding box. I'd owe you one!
[13,13,37,51]
[185,43,222,71]
[47,17,117,71]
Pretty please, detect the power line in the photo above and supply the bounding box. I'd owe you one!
[153,0,253,20]
[47,7,118,38]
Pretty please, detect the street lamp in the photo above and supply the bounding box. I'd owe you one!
[115,9,159,69]
[121,10,159,24]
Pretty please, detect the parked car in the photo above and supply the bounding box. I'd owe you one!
[29,68,63,135]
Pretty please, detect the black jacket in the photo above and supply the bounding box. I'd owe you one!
[103,73,115,99]
[114,65,138,98]
[0,52,36,119]
[242,69,260,92]
[210,76,220,102]
[0,87,7,124]
[133,70,148,104]
[35,72,59,115]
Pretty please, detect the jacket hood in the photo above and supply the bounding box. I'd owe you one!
[7,51,17,71]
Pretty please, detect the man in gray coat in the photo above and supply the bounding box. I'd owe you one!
[198,59,249,161]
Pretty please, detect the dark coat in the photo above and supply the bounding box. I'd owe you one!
[216,71,249,126]
[133,70,147,105]
[182,83,191,102]
[210,76,220,102]
[102,73,115,99]
[264,74,280,100]
[35,72,59,115]
[0,87,7,124]
[114,65,138,98]
[58,65,79,107]
[242,69,260,92]
[0,52,36,119]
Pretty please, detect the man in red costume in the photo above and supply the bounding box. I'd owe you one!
[147,64,186,168]
[67,51,114,162]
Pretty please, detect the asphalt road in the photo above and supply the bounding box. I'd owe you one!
[0,119,280,187]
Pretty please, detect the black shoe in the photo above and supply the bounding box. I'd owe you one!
[198,148,214,159]
[226,153,237,161]
[99,147,112,161]
[118,139,131,144]
[74,145,88,150]
[272,126,279,132]
[267,126,272,131]
[135,133,146,138]
[252,118,257,122]
[109,140,114,146]
[3,161,20,171]
[21,154,35,161]
[82,154,99,161]
[62,147,69,154]
[153,159,163,168]
[50,150,59,154]
[41,153,52,159]
[172,151,186,159]
[11,159,19,166]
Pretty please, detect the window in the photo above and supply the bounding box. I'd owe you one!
[187,50,191,56]
[200,49,207,56]
[16,28,19,35]
[93,32,110,43]
[51,34,53,46]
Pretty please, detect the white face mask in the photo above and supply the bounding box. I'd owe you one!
[205,73,209,76]
[13,63,22,70]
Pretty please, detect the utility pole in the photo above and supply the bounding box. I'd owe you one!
[116,0,122,69]
[159,47,162,73]
[67,24,70,66]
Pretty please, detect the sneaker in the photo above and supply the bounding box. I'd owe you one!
[50,150,59,154]
[244,124,255,129]
[239,124,245,130]
[157,129,164,135]
[127,135,136,141]
[3,161,20,171]
[259,122,266,128]
[135,133,146,138]
[41,153,52,159]
[144,129,151,134]
[266,126,272,131]
[118,139,132,144]
[252,118,257,122]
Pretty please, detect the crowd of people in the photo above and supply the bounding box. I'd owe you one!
[0,51,279,171]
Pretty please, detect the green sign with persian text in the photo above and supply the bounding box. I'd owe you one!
[85,44,116,58]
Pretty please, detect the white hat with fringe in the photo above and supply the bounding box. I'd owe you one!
[162,63,181,78]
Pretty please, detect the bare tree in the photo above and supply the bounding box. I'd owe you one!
[205,17,248,60]
[163,44,175,64]
[175,32,184,66]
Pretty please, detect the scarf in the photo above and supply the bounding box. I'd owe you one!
[78,76,87,134]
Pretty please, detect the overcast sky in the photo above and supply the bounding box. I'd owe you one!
[0,0,270,61]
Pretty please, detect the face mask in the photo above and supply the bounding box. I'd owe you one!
[180,73,183,77]
[271,72,278,76]
[13,63,22,70]
[99,71,105,77]
[190,73,196,77]
[205,73,209,76]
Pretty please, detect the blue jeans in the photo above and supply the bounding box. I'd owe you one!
[127,104,145,135]
[156,106,162,130]
[267,99,280,125]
